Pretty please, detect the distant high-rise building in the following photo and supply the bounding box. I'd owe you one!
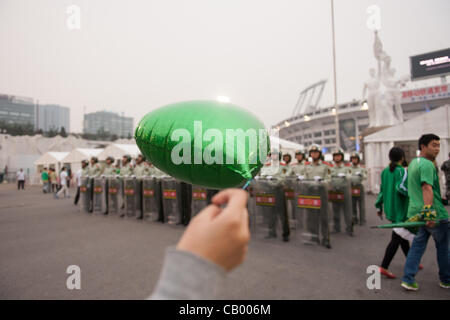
[83,111,133,137]
[36,104,70,133]
[0,93,35,127]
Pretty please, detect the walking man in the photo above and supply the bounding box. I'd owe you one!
[55,167,69,199]
[401,134,449,291]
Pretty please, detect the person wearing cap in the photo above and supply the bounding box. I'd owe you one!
[103,156,117,176]
[281,153,293,176]
[303,145,331,247]
[304,145,331,181]
[290,149,308,177]
[120,154,134,177]
[134,154,151,177]
[258,150,290,241]
[349,153,368,225]
[88,157,102,178]
[330,148,352,236]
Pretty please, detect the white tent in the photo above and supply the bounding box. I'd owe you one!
[364,105,449,194]
[34,152,69,173]
[270,136,304,157]
[61,148,104,174]
[97,143,141,161]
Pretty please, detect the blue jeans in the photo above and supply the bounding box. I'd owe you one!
[402,220,449,284]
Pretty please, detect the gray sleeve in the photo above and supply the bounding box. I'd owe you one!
[148,247,226,300]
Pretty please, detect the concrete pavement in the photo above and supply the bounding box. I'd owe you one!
[0,184,448,299]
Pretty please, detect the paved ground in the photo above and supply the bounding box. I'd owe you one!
[0,183,448,300]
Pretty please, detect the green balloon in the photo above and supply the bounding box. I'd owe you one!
[135,100,270,189]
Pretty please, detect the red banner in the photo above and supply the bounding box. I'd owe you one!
[192,189,207,200]
[163,189,177,199]
[255,193,275,206]
[328,191,345,203]
[124,188,135,196]
[93,187,102,194]
[351,187,361,197]
[143,189,154,197]
[297,195,321,209]
[108,187,118,195]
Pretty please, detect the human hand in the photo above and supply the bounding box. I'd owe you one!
[176,188,250,272]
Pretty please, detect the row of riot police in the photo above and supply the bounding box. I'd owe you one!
[248,145,367,249]
[77,154,217,227]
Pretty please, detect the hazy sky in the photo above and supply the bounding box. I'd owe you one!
[1,0,449,133]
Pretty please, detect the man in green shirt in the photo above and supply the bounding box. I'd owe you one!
[401,134,449,291]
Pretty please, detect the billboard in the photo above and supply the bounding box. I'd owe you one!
[410,48,450,81]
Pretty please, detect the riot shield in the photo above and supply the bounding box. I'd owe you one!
[350,175,366,226]
[142,176,164,222]
[123,176,142,219]
[92,177,107,215]
[161,177,183,226]
[80,176,92,213]
[296,179,330,248]
[329,176,353,236]
[107,176,122,217]
[285,176,302,235]
[249,177,289,242]
[191,186,208,219]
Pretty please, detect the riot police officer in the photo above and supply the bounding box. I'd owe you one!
[304,145,330,181]
[120,154,134,176]
[88,157,102,178]
[103,156,116,176]
[134,154,151,177]
[349,153,367,225]
[81,159,89,177]
[329,148,352,236]
[258,150,290,241]
[291,149,308,177]
[303,144,331,247]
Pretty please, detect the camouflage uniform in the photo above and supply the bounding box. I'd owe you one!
[349,164,367,225]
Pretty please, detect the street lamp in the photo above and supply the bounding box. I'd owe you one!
[331,0,340,148]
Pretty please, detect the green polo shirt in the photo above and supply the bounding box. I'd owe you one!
[41,171,49,182]
[407,157,448,220]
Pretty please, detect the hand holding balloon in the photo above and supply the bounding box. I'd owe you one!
[176,189,250,271]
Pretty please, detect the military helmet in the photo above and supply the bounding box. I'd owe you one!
[332,147,344,157]
[350,152,360,160]
[106,156,115,163]
[81,159,89,166]
[123,154,132,162]
[90,156,99,163]
[295,149,305,156]
[309,144,322,155]
[137,154,146,161]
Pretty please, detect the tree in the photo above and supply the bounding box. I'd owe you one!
[59,127,67,137]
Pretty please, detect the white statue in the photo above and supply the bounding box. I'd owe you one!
[363,32,409,127]
[362,68,380,127]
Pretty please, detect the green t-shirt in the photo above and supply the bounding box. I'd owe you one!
[41,171,49,182]
[407,157,448,220]
[375,165,408,223]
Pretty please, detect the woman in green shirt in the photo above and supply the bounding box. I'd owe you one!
[375,147,420,278]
